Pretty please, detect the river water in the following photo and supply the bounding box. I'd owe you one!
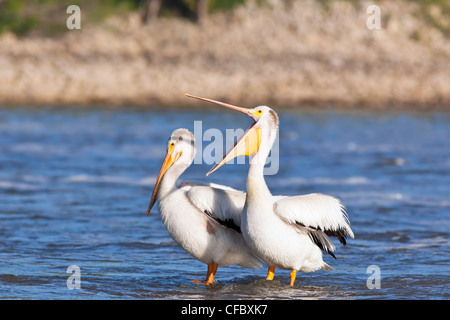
[0,106,448,300]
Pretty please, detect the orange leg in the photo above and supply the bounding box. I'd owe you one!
[290,270,297,286]
[266,266,275,280]
[205,264,213,281]
[205,263,218,285]
[192,263,219,285]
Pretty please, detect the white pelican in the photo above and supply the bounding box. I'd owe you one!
[185,94,354,286]
[146,128,262,285]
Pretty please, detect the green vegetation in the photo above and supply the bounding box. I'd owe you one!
[316,0,450,36]
[0,0,40,36]
[0,0,246,36]
[0,0,140,36]
[0,0,448,37]
[412,0,450,36]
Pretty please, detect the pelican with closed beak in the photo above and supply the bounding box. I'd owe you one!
[185,94,354,286]
[146,128,262,285]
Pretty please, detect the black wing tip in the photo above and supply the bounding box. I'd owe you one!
[297,220,353,247]
[308,232,337,259]
[215,217,241,233]
[325,228,352,246]
[203,210,241,233]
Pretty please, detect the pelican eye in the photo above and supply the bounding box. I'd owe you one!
[257,109,263,114]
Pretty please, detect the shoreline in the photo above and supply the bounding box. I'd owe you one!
[2,98,449,113]
[1,1,449,111]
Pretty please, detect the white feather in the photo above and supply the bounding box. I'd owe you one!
[273,193,354,239]
[187,185,246,228]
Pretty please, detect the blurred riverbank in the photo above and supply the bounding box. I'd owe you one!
[1,0,450,110]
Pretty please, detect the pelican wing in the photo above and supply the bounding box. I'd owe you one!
[187,185,246,232]
[273,193,354,246]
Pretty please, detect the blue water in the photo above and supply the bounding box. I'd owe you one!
[0,106,448,299]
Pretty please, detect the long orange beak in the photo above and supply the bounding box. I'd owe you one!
[184,94,261,176]
[146,144,179,215]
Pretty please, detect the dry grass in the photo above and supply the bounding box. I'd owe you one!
[0,0,449,110]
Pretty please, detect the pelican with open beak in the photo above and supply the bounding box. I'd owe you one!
[146,128,262,285]
[185,94,354,286]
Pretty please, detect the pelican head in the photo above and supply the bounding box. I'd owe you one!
[146,128,196,214]
[185,94,278,175]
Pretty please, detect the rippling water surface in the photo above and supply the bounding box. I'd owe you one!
[0,106,448,300]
